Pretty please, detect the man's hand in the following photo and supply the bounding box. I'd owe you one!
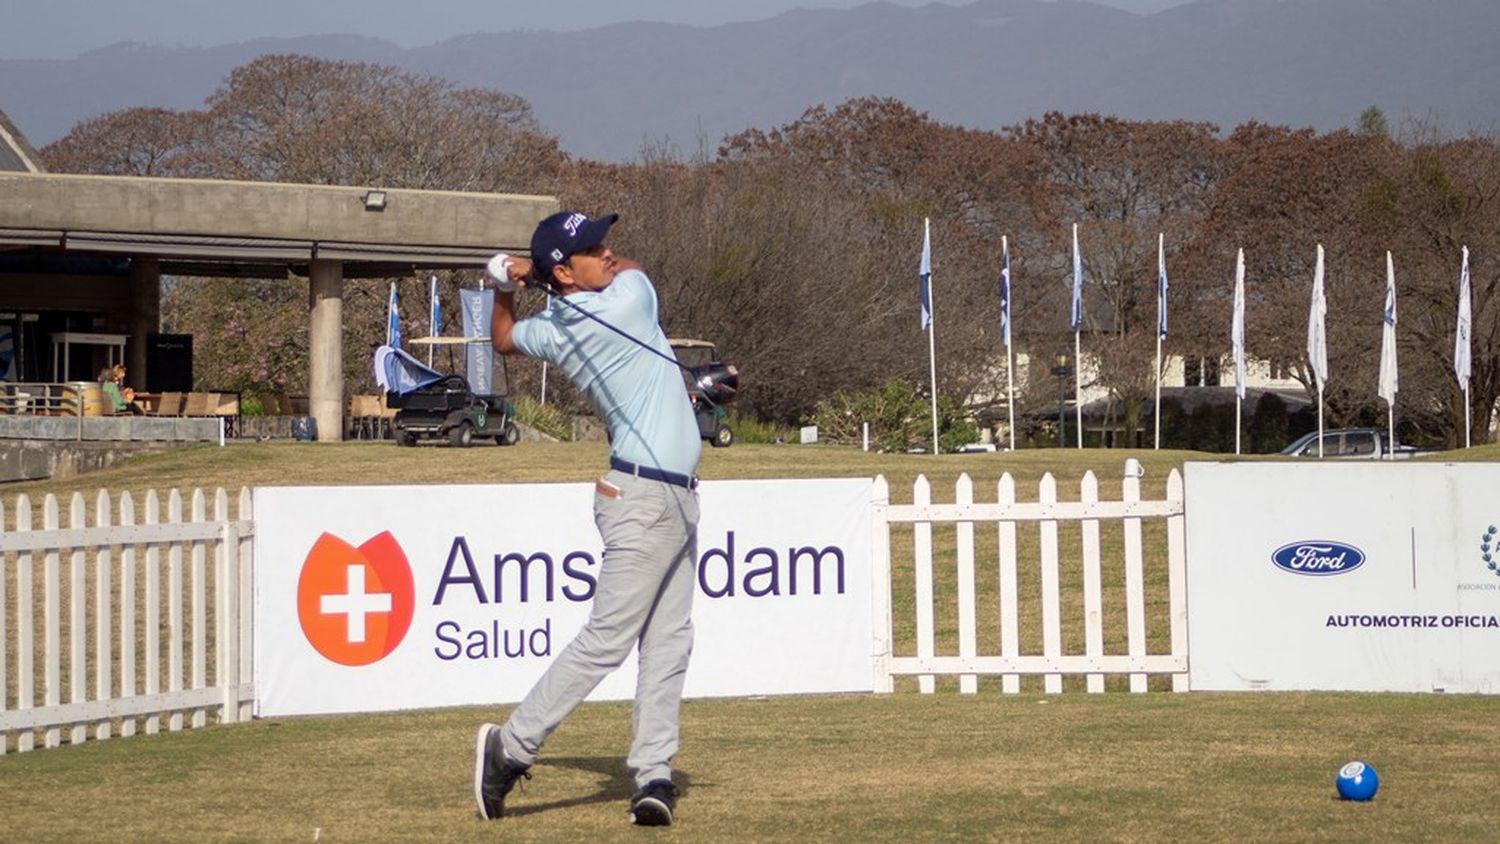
[506,256,535,286]
[486,253,535,292]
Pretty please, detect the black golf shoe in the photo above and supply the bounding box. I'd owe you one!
[473,723,531,820]
[629,779,678,826]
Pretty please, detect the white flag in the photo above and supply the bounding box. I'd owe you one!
[1070,223,1083,332]
[1232,248,1246,400]
[1378,251,1398,405]
[918,220,932,330]
[1157,233,1168,340]
[1455,246,1472,391]
[1307,244,1328,389]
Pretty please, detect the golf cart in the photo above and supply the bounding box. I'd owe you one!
[374,343,519,448]
[669,338,737,448]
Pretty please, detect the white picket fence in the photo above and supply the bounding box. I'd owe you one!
[870,467,1187,693]
[0,488,253,754]
[1,469,1185,754]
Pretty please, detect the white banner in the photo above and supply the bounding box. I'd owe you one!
[254,478,872,716]
[458,288,493,394]
[1185,462,1500,693]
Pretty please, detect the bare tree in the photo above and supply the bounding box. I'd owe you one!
[1009,113,1225,443]
[42,55,566,397]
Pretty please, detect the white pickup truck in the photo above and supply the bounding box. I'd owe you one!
[1279,428,1428,459]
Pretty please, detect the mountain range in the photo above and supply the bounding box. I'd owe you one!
[2,0,1496,162]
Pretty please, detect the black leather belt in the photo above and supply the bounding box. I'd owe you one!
[609,456,699,490]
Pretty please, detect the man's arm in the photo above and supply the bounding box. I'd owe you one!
[489,255,533,356]
[490,288,521,356]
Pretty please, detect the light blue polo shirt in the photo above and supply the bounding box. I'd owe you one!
[511,269,702,477]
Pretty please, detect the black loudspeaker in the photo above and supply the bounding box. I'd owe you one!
[146,333,193,392]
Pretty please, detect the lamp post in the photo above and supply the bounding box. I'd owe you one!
[1051,353,1072,449]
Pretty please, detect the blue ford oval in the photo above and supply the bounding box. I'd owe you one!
[1271,541,1366,576]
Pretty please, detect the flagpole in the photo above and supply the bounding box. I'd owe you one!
[1465,392,1471,449]
[1317,384,1324,458]
[1309,244,1328,459]
[1074,330,1082,449]
[1236,395,1243,455]
[1233,247,1245,456]
[1387,405,1395,459]
[925,218,940,455]
[1154,332,1162,450]
[1006,350,1016,451]
[1456,245,1473,450]
[1380,251,1397,460]
[1071,223,1083,449]
[1155,232,1165,450]
[1003,235,1016,452]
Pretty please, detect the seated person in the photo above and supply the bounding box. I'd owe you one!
[101,365,143,415]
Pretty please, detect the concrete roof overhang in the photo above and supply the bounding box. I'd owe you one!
[0,172,558,278]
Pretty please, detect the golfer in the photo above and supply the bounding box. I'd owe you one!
[474,211,701,827]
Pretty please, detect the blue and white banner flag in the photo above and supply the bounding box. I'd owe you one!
[1455,246,1472,392]
[1232,248,1246,400]
[919,220,932,330]
[1307,244,1328,388]
[1070,223,1083,332]
[999,237,1012,348]
[1157,233,1169,340]
[1378,252,1398,405]
[459,288,494,395]
[429,275,440,339]
[387,281,402,349]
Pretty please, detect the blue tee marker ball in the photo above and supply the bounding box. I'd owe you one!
[1336,761,1379,801]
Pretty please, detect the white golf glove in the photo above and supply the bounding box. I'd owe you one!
[486,252,517,293]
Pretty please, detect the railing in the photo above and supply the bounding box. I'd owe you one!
[0,488,253,753]
[0,381,86,417]
[871,466,1187,693]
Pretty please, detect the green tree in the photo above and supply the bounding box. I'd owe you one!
[1357,106,1390,139]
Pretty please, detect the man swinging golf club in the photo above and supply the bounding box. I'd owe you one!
[474,211,701,826]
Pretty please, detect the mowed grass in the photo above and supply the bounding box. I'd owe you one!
[4,692,1500,842]
[3,440,1500,840]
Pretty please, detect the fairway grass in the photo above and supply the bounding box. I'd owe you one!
[3,691,1499,842]
[4,441,1498,840]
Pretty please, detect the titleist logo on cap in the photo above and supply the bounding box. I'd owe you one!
[562,213,587,237]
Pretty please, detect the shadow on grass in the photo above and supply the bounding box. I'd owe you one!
[505,755,696,817]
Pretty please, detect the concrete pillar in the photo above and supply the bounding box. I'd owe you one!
[128,256,160,387]
[308,259,344,442]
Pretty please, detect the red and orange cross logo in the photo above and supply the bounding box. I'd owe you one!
[297,531,415,666]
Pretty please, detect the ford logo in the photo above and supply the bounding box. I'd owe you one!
[1272,541,1366,576]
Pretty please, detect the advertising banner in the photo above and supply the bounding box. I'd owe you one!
[458,288,493,394]
[1185,462,1500,693]
[254,478,872,716]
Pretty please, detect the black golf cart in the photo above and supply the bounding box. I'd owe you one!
[669,338,735,448]
[375,343,519,448]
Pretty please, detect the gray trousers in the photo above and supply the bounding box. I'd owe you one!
[501,470,699,787]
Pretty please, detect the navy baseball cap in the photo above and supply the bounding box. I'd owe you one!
[531,210,618,279]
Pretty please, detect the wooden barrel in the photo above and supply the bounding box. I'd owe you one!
[80,385,109,417]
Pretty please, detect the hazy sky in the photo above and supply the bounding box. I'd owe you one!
[0,0,1184,59]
